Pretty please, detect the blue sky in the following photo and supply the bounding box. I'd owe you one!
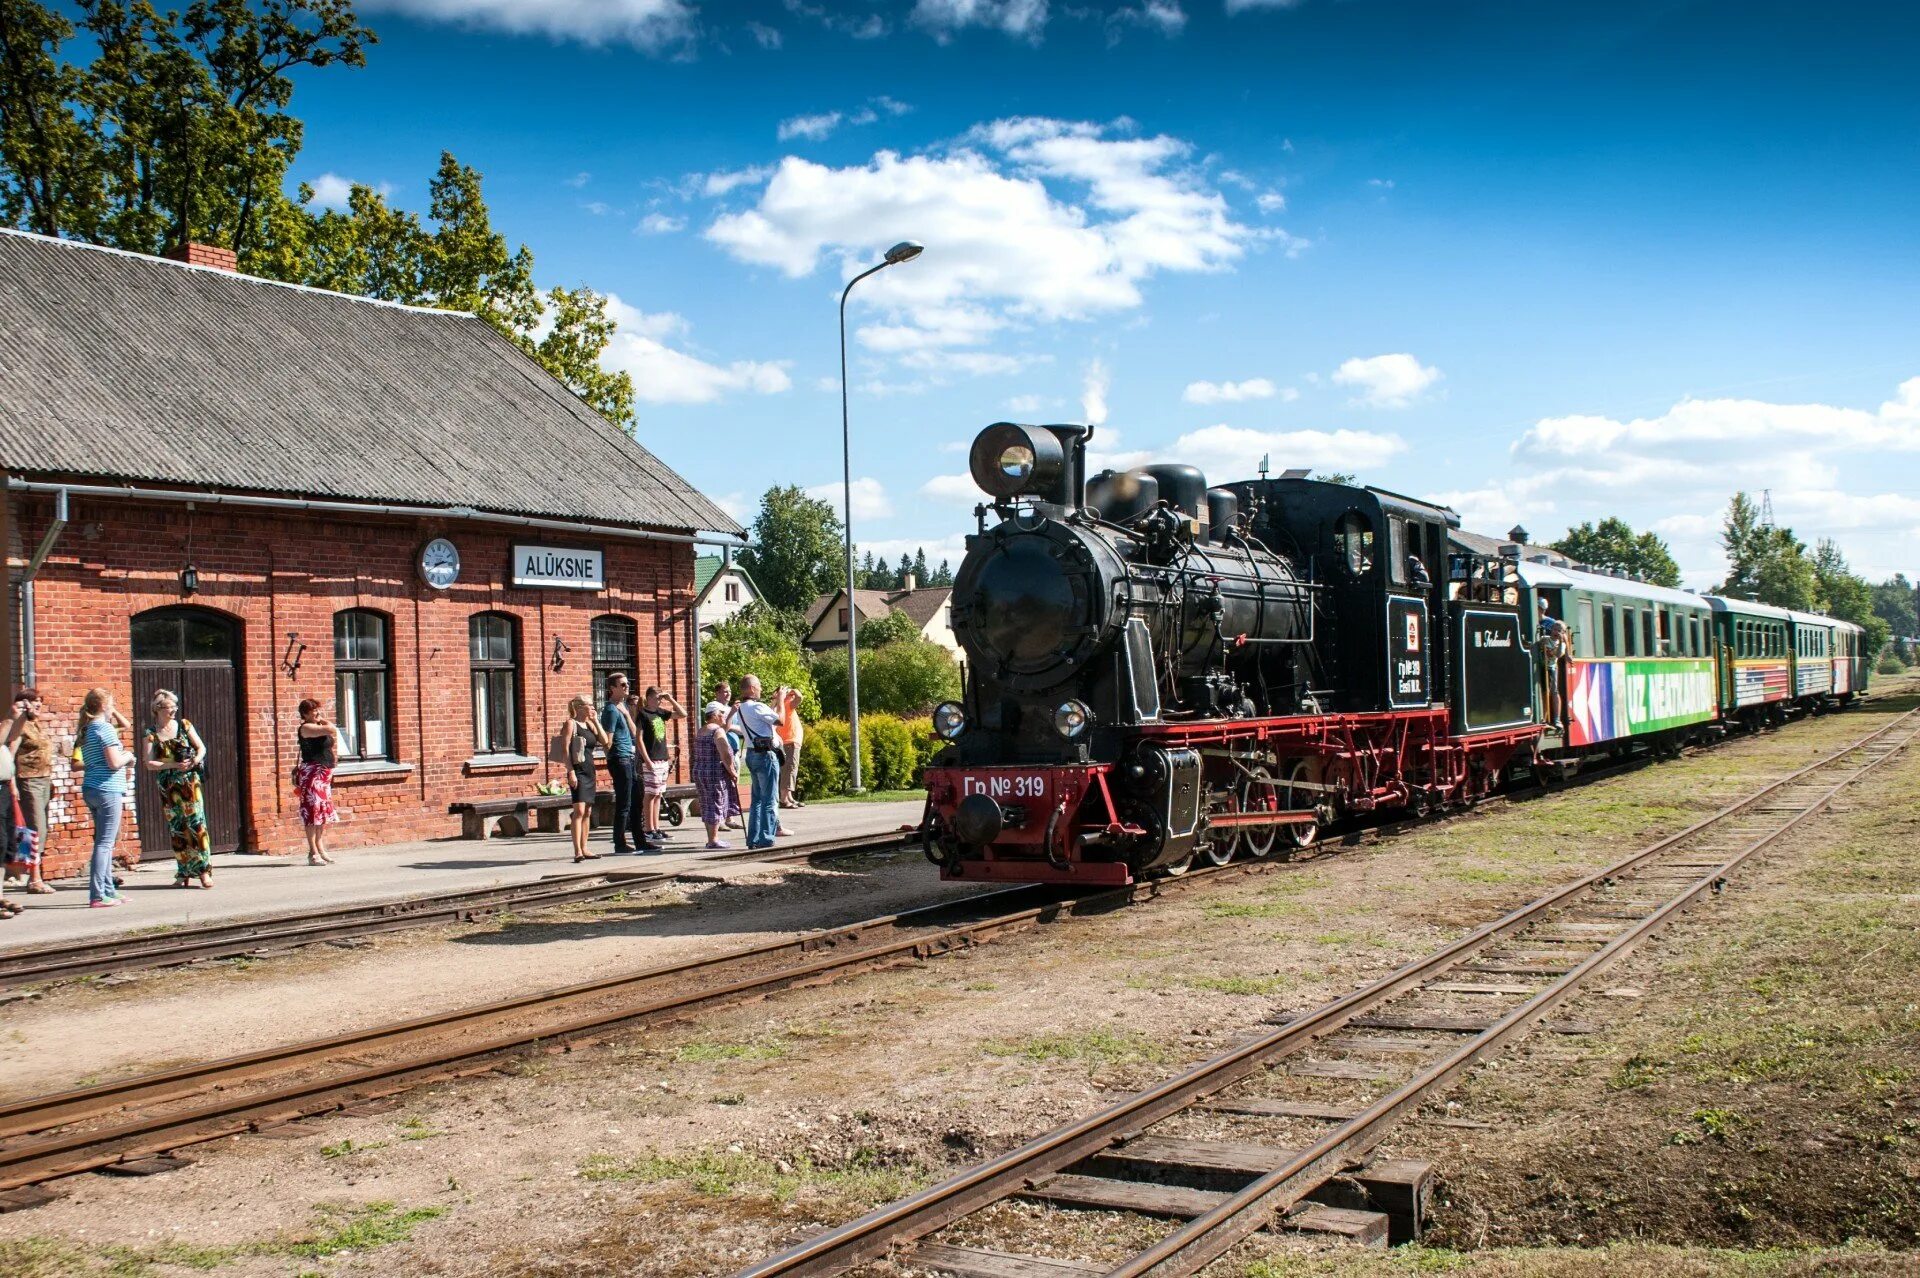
[286,0,1920,583]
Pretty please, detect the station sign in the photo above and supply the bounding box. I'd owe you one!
[511,543,605,590]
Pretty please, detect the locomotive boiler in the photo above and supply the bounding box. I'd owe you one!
[922,420,1544,884]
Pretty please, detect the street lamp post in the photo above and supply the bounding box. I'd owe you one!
[838,239,923,793]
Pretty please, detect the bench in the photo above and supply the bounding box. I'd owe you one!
[447,795,573,840]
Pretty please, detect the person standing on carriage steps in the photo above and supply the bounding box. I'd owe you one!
[599,674,642,855]
[730,677,784,851]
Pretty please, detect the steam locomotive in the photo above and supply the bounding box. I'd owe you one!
[921,421,1542,884]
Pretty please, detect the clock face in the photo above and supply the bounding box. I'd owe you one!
[420,538,460,590]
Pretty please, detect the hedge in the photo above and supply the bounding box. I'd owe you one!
[793,713,940,798]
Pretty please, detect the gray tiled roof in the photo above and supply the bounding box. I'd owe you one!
[0,229,742,537]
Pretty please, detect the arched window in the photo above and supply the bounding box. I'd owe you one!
[470,613,521,756]
[334,609,392,761]
[591,615,638,711]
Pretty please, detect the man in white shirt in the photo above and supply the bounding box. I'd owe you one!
[729,676,784,850]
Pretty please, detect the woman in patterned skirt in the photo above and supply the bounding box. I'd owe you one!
[143,689,212,888]
[293,697,340,864]
[691,702,739,850]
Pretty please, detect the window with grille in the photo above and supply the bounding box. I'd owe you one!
[334,610,392,761]
[470,613,520,755]
[591,615,637,712]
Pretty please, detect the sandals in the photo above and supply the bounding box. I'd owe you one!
[0,900,23,918]
[27,881,56,895]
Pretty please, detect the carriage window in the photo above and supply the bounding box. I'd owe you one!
[1643,610,1656,656]
[1388,517,1408,585]
[334,610,391,762]
[1624,608,1638,656]
[1336,512,1375,577]
[1600,604,1616,657]
[469,613,521,756]
[1577,598,1595,658]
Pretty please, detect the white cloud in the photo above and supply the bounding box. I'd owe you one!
[307,172,392,208]
[565,171,592,188]
[1082,359,1110,426]
[712,491,753,522]
[601,295,792,405]
[923,473,984,503]
[1006,394,1047,414]
[707,118,1271,373]
[1183,377,1278,405]
[778,111,843,142]
[910,0,1048,43]
[806,476,893,520]
[1107,1,1185,38]
[1255,190,1286,214]
[636,211,686,234]
[698,165,774,197]
[1368,177,1395,189]
[874,95,913,116]
[1095,425,1405,482]
[1225,0,1302,11]
[859,533,972,571]
[1333,353,1442,408]
[744,19,781,47]
[582,200,612,216]
[360,0,693,50]
[1517,378,1920,458]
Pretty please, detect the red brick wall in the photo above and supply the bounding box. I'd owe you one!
[11,493,700,877]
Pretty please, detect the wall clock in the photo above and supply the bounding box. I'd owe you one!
[419,537,460,590]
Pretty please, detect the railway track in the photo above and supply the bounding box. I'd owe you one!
[0,855,1288,1200]
[733,704,1919,1278]
[0,829,920,990]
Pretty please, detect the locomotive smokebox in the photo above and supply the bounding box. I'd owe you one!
[970,422,1090,510]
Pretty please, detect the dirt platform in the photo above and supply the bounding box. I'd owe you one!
[1,700,1913,1277]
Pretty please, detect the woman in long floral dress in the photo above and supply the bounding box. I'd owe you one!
[142,689,212,888]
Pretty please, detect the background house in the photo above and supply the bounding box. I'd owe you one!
[693,552,762,634]
[805,577,959,656]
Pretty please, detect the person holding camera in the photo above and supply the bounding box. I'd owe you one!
[728,676,784,851]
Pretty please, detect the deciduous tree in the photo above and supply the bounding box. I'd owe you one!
[1552,517,1681,588]
[738,486,846,613]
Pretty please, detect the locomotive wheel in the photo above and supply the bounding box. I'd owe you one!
[1240,766,1280,859]
[1278,760,1319,850]
[1197,828,1236,867]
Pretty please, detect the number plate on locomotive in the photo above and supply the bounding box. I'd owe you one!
[959,772,1049,801]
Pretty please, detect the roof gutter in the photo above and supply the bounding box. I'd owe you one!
[5,479,748,549]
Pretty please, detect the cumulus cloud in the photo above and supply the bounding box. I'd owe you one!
[806,476,893,520]
[307,172,392,208]
[1183,377,1282,405]
[1224,0,1302,11]
[923,473,985,503]
[744,19,781,47]
[1255,191,1286,214]
[1517,378,1920,458]
[360,0,693,50]
[636,211,686,234]
[1332,353,1442,408]
[707,117,1271,369]
[778,111,843,142]
[1106,0,1185,39]
[601,295,792,405]
[910,0,1048,42]
[697,166,774,197]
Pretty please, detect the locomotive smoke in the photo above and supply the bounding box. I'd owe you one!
[1082,359,1110,426]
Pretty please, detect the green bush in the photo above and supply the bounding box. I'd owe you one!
[906,717,942,786]
[861,714,916,791]
[1875,649,1907,675]
[703,608,819,718]
[792,716,932,796]
[812,640,960,717]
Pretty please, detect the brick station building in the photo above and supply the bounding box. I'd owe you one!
[0,229,743,877]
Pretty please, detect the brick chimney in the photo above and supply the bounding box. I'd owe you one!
[167,241,239,272]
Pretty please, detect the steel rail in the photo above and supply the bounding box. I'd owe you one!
[1109,707,1920,1276]
[731,705,1917,1278]
[0,830,918,990]
[0,862,1264,1192]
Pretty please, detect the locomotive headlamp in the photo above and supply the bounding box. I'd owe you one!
[971,422,1066,500]
[1053,699,1093,739]
[934,701,968,740]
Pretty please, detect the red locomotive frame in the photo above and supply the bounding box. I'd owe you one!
[925,710,1540,885]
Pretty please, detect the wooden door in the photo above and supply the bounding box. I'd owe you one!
[131,609,245,859]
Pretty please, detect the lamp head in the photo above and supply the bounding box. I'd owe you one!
[883,241,924,264]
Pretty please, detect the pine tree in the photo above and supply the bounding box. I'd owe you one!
[911,548,930,585]
[895,553,913,587]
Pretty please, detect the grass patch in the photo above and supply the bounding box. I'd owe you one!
[578,1146,920,1204]
[319,1137,388,1159]
[0,1201,450,1276]
[803,788,926,806]
[1242,1241,1916,1276]
[983,1028,1171,1068]
[673,1037,788,1064]
[1184,973,1290,996]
